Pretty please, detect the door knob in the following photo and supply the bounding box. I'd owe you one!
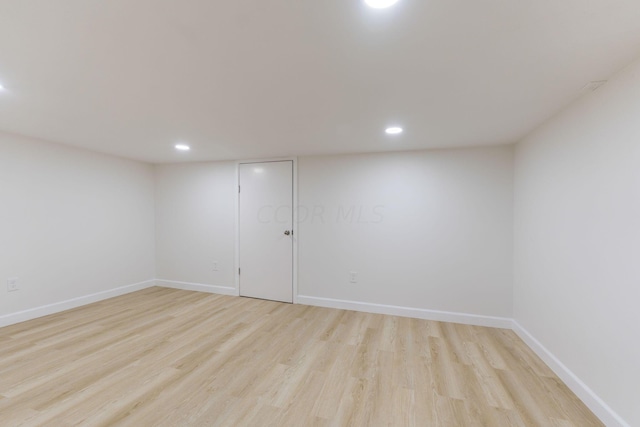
[284,230,291,236]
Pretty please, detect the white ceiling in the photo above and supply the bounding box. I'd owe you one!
[1,0,640,163]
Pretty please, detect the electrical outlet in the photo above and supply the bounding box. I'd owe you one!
[212,261,219,271]
[7,277,19,292]
[349,271,358,283]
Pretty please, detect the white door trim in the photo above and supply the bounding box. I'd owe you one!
[234,157,298,303]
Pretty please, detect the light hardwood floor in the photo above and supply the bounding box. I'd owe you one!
[0,287,602,426]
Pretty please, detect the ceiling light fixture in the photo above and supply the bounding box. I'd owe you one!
[175,144,190,151]
[0,82,5,91]
[365,0,400,9]
[385,127,403,135]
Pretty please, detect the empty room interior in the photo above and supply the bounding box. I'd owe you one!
[0,0,638,426]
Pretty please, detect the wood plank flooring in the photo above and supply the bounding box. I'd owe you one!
[0,287,603,426]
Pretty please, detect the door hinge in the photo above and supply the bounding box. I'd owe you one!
[238,185,240,193]
[238,268,241,275]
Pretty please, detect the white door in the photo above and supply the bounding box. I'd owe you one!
[239,161,293,303]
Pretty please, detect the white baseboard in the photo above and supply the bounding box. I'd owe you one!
[0,280,626,426]
[296,295,513,329]
[0,279,156,328]
[512,321,629,427]
[156,279,237,296]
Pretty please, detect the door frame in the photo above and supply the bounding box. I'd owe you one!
[234,157,298,303]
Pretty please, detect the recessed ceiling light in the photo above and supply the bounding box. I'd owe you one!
[0,83,5,91]
[385,127,403,135]
[175,144,190,151]
[365,0,400,9]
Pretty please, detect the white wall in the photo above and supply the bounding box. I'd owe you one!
[298,148,514,317]
[0,131,156,319]
[154,162,236,291]
[154,146,514,319]
[514,59,640,426]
